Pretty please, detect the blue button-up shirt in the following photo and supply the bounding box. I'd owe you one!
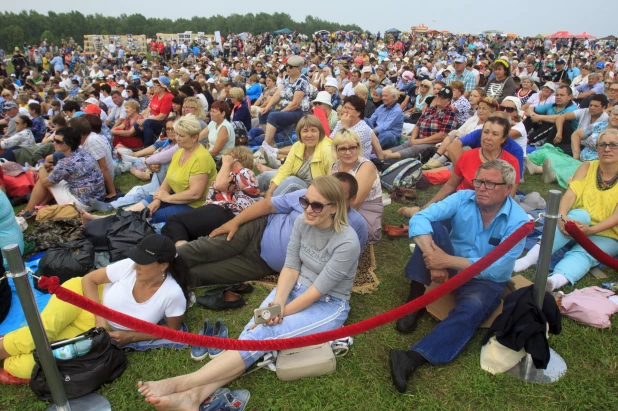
[409,190,528,283]
[365,102,404,148]
[575,82,605,95]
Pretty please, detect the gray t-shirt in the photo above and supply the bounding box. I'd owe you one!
[295,156,313,184]
[284,215,360,301]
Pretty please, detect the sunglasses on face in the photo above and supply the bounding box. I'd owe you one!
[499,106,517,113]
[299,196,333,213]
[53,138,65,145]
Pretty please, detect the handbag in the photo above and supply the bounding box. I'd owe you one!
[232,120,249,146]
[275,343,336,381]
[35,204,79,221]
[29,328,128,401]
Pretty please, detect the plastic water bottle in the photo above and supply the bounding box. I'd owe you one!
[52,340,93,360]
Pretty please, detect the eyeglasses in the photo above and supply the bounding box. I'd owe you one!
[471,179,507,190]
[369,80,376,83]
[597,142,618,150]
[165,127,174,131]
[420,84,429,88]
[336,145,359,154]
[609,88,618,92]
[299,196,333,213]
[499,106,517,113]
[286,65,296,69]
[53,138,65,145]
[184,106,198,109]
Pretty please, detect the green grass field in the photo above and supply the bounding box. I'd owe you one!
[1,167,618,410]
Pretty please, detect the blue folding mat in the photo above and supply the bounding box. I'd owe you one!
[0,252,51,336]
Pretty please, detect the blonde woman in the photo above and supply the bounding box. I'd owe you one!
[330,128,382,243]
[138,175,360,410]
[112,99,143,147]
[229,87,251,131]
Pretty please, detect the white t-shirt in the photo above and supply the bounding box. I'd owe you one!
[196,93,209,111]
[573,108,609,130]
[341,81,357,97]
[103,258,186,331]
[526,93,555,108]
[108,103,127,124]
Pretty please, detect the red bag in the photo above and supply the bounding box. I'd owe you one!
[4,172,35,197]
[113,135,144,149]
[423,170,451,185]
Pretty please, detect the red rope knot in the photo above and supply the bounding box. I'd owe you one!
[37,276,60,294]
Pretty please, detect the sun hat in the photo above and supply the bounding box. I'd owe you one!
[324,78,339,88]
[312,91,333,107]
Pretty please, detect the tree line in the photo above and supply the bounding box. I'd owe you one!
[0,11,364,50]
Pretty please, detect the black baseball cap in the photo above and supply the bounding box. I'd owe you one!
[125,234,177,265]
[556,59,566,65]
[437,86,453,99]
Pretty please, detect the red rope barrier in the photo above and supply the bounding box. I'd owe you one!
[37,221,534,351]
[565,221,618,271]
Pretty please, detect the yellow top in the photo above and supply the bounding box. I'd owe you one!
[272,138,334,187]
[569,160,618,240]
[165,145,216,208]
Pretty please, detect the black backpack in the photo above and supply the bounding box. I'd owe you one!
[34,240,95,294]
[30,328,127,401]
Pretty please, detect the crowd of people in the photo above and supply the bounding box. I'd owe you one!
[1,27,617,407]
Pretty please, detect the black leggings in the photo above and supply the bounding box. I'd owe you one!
[162,204,235,243]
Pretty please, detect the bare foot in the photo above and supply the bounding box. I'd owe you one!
[398,206,420,219]
[256,163,273,173]
[80,209,100,224]
[130,168,152,181]
[145,389,202,411]
[138,378,183,398]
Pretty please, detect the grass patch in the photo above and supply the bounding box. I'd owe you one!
[1,174,617,410]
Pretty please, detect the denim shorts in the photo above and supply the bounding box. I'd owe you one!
[237,283,350,369]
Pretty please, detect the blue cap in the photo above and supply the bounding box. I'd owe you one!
[318,64,325,69]
[596,62,605,69]
[131,74,140,80]
[454,56,467,64]
[2,101,18,110]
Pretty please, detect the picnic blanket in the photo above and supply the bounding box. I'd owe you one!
[0,253,51,336]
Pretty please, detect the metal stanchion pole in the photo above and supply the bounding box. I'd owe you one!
[3,245,111,411]
[506,190,567,383]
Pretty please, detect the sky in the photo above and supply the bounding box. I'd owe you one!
[4,3,618,38]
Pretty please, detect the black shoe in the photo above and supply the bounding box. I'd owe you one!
[10,196,28,207]
[395,308,426,334]
[197,290,245,310]
[389,350,415,393]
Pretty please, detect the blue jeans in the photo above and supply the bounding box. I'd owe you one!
[259,109,304,131]
[405,222,505,365]
[123,321,189,351]
[552,209,618,284]
[140,195,193,223]
[134,119,164,147]
[111,173,161,208]
[257,172,307,196]
[237,283,350,369]
[379,133,397,150]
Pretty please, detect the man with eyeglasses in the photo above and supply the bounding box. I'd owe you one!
[175,173,367,288]
[390,159,528,394]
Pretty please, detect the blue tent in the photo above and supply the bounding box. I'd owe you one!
[385,28,401,34]
[273,28,293,35]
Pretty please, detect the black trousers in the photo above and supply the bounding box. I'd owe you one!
[525,118,574,149]
[162,204,234,243]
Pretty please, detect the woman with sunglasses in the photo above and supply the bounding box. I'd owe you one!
[404,79,432,124]
[259,56,310,148]
[330,128,382,243]
[500,96,527,154]
[21,126,105,213]
[515,129,618,291]
[138,176,360,410]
